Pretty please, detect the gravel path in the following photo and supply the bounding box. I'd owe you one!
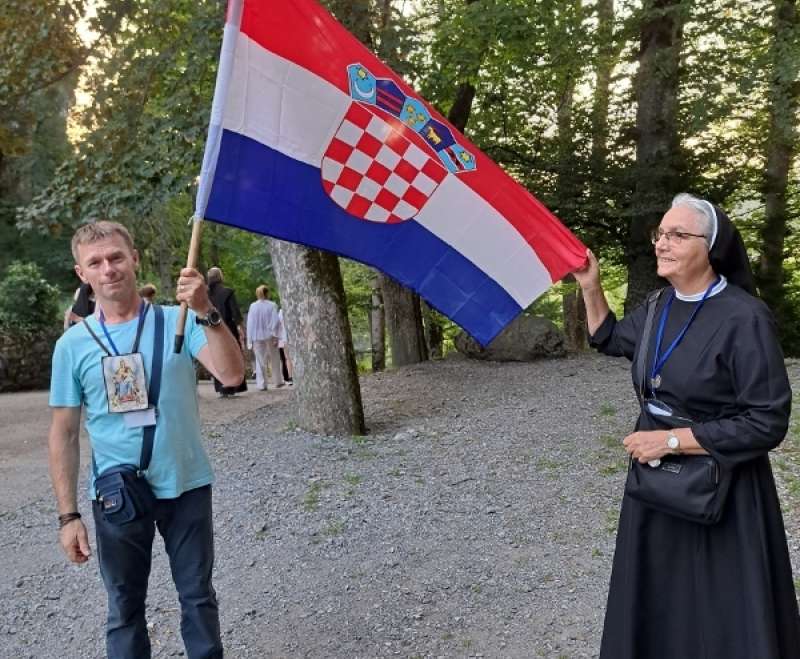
[2,353,799,658]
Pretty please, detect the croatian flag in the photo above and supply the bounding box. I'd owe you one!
[196,0,587,345]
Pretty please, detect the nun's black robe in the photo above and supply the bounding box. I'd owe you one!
[592,283,800,659]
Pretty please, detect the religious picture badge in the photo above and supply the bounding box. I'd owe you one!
[102,353,149,413]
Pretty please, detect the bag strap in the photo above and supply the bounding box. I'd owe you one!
[91,304,164,477]
[139,304,164,471]
[82,318,112,356]
[635,289,664,406]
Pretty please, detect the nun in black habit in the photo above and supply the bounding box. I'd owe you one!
[572,193,800,658]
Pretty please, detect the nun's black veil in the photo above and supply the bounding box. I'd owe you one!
[708,205,757,296]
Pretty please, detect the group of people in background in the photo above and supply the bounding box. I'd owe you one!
[62,268,292,396]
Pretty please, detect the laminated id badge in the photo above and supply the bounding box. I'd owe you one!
[102,352,149,413]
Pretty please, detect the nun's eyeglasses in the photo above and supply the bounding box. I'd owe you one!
[651,229,707,245]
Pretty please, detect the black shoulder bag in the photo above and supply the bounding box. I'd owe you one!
[89,304,164,525]
[624,290,733,525]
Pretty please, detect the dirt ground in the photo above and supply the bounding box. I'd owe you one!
[0,381,289,515]
[2,357,799,658]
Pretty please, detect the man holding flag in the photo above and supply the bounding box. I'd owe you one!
[48,221,243,658]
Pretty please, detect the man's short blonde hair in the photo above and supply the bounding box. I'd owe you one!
[71,221,135,262]
[256,285,269,300]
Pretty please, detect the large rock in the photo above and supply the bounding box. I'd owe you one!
[454,314,566,361]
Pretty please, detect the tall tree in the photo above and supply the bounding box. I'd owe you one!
[326,0,429,367]
[271,240,365,435]
[0,0,85,177]
[563,0,617,351]
[381,275,429,365]
[756,0,799,327]
[625,0,688,310]
[552,0,588,351]
[20,0,225,242]
[369,275,386,370]
[421,0,483,358]
[0,0,86,285]
[590,0,616,181]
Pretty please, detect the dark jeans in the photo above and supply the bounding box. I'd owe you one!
[92,485,222,659]
[279,347,292,382]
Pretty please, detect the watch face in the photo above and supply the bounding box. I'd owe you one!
[667,435,680,450]
[208,309,222,326]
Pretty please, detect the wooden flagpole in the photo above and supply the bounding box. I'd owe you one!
[174,217,204,353]
[175,0,241,351]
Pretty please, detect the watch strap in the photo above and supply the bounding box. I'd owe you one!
[196,306,221,326]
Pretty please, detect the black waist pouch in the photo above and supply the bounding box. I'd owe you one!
[625,452,731,525]
[95,465,156,525]
[624,405,733,525]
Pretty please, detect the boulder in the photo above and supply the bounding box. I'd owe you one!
[454,314,566,361]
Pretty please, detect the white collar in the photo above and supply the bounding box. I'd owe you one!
[674,275,727,302]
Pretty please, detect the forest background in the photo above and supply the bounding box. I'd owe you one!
[1,0,798,370]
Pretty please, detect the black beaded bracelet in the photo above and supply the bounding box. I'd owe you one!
[58,512,82,529]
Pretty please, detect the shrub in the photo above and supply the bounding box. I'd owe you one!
[0,261,61,332]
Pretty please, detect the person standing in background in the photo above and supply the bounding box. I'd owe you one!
[207,267,247,397]
[247,285,283,390]
[138,283,157,304]
[63,282,95,330]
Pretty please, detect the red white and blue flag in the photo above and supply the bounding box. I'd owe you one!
[195,0,587,345]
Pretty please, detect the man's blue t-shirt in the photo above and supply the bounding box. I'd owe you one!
[49,305,214,499]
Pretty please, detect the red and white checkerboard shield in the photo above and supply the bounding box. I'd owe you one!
[321,103,448,223]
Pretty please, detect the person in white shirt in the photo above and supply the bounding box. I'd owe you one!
[246,285,284,390]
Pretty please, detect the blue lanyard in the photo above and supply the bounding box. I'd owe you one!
[651,277,719,386]
[98,301,149,356]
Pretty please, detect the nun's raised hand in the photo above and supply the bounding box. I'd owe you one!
[572,249,601,292]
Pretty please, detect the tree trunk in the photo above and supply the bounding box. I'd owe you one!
[328,0,429,365]
[448,82,476,133]
[756,0,799,325]
[381,274,428,367]
[270,239,365,435]
[562,274,588,352]
[625,0,687,311]
[591,0,615,172]
[369,275,385,371]
[554,3,587,350]
[421,301,444,359]
[327,0,375,48]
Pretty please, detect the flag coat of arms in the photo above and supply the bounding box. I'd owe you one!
[196,0,587,346]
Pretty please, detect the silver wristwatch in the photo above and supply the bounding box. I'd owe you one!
[666,431,681,453]
[196,306,223,327]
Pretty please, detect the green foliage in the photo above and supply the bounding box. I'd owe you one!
[0,0,85,158]
[0,261,61,331]
[0,1,86,293]
[8,0,800,355]
[341,259,374,355]
[201,219,273,310]
[20,0,223,234]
